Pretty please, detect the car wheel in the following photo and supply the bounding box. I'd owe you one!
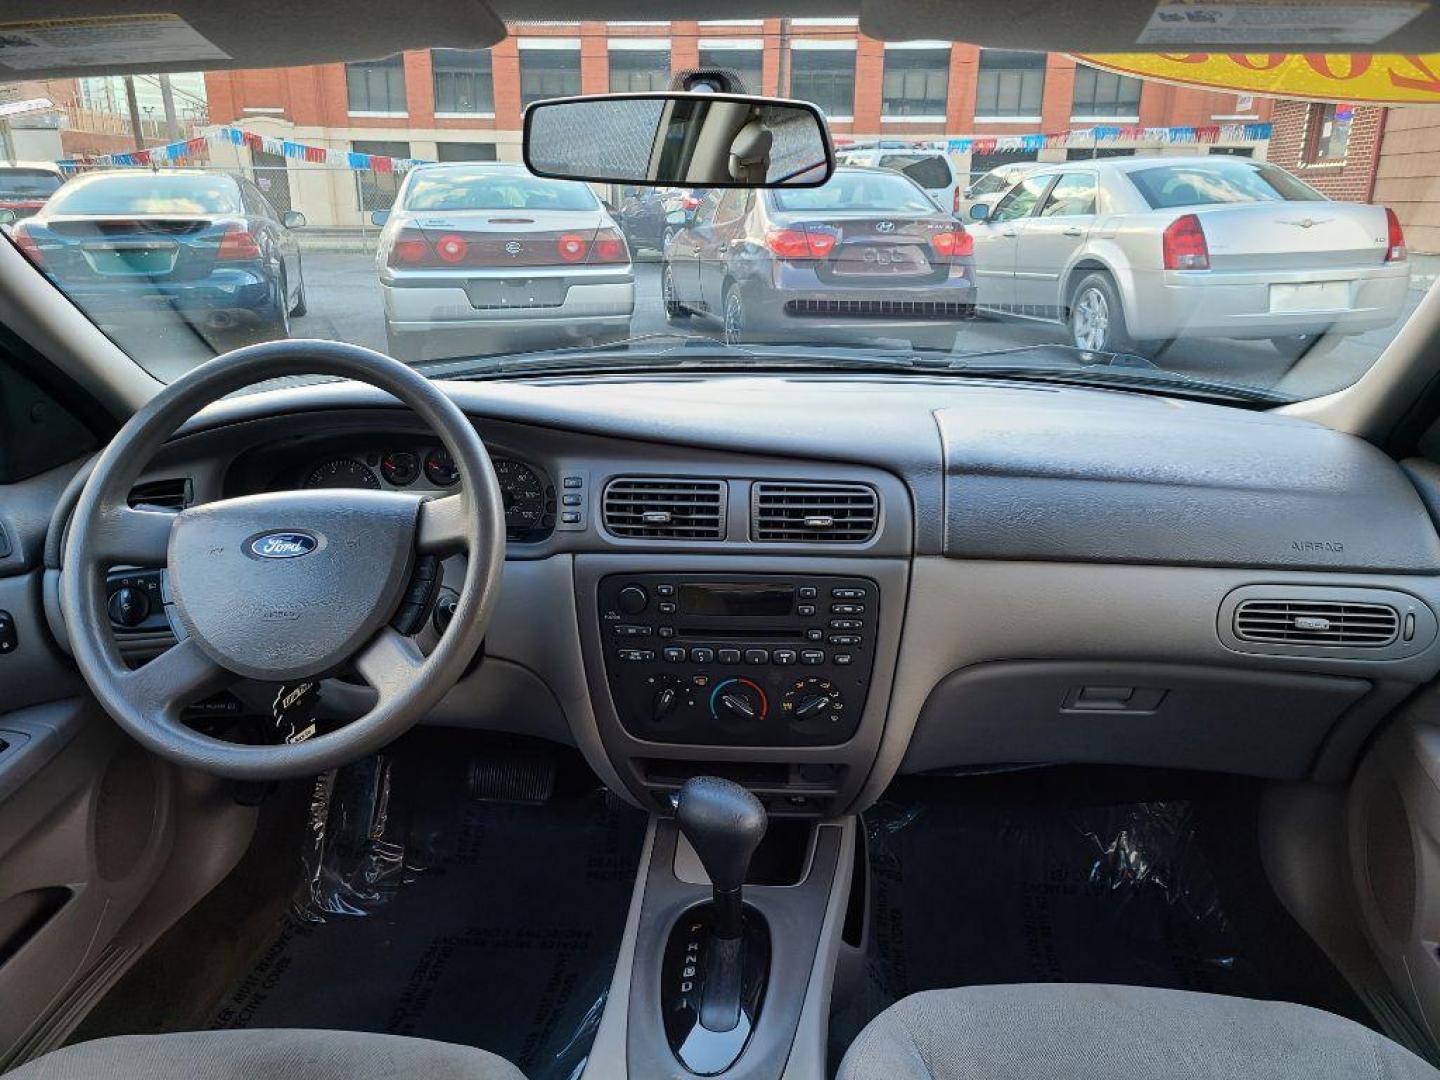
[663,265,689,322]
[1068,272,1134,354]
[289,261,308,317]
[723,283,746,345]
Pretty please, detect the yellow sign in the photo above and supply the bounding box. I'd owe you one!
[1074,52,1440,104]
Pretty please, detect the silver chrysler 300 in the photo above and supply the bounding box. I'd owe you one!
[375,162,634,363]
[966,155,1411,357]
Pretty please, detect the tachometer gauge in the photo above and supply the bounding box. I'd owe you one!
[305,458,379,489]
[423,447,459,487]
[380,450,420,486]
[495,458,546,529]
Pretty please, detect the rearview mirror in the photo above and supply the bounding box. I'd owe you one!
[524,92,834,189]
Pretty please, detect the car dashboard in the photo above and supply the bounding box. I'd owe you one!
[66,371,1440,818]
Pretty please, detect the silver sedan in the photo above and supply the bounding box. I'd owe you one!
[965,155,1411,356]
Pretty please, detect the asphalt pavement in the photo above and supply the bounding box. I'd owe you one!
[126,248,1420,398]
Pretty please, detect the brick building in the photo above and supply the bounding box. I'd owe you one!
[1265,99,1386,203]
[203,21,1275,227]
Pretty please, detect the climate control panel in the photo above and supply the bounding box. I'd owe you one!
[598,573,878,746]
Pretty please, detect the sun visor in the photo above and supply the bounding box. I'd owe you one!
[857,0,1440,53]
[0,1,506,80]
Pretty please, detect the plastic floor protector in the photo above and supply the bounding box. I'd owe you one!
[203,737,647,1080]
[830,768,1373,1068]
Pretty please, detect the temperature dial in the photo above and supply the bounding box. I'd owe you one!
[709,678,768,723]
[782,677,845,726]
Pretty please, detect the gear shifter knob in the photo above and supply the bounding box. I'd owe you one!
[675,776,767,939]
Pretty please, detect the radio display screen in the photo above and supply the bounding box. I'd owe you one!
[678,583,795,617]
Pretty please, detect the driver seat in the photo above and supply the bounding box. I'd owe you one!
[5,1029,527,1080]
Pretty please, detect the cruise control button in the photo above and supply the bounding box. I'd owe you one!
[663,646,686,662]
[690,647,715,664]
[773,649,797,665]
[800,650,825,665]
[717,648,742,664]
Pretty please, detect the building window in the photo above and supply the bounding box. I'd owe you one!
[518,42,582,107]
[1065,147,1135,160]
[1304,103,1353,163]
[1071,63,1140,119]
[697,44,764,95]
[353,140,410,210]
[790,45,856,119]
[1209,146,1254,157]
[431,49,493,115]
[882,46,950,119]
[436,142,498,161]
[346,55,407,114]
[975,49,1045,119]
[609,46,671,92]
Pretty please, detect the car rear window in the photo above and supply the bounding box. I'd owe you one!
[1127,160,1324,209]
[46,174,239,215]
[772,171,937,213]
[967,171,1012,196]
[403,169,599,211]
[0,169,62,198]
[878,153,953,190]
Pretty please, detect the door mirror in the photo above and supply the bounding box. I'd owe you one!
[666,208,692,227]
[282,210,307,229]
[968,202,991,222]
[370,209,390,227]
[0,208,16,227]
[524,92,834,188]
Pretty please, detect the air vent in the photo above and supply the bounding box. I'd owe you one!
[1233,599,1400,648]
[752,482,878,543]
[127,477,192,511]
[602,478,726,539]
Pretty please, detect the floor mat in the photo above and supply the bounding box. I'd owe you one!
[195,735,647,1080]
[830,767,1373,1068]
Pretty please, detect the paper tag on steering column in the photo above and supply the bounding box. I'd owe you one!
[273,681,320,744]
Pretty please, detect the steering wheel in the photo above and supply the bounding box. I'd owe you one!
[59,340,506,780]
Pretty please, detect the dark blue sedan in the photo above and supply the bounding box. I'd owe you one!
[10,170,307,345]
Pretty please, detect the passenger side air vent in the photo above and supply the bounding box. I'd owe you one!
[602,478,726,539]
[127,477,192,511]
[1233,599,1400,648]
[751,482,878,543]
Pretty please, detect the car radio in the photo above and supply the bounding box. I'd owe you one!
[597,573,878,747]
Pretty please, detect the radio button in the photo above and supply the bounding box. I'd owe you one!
[613,624,653,637]
[717,648,742,664]
[832,588,865,599]
[799,586,818,599]
[690,647,715,664]
[658,626,676,638]
[834,653,854,665]
[773,649,797,665]
[743,648,770,665]
[800,650,825,665]
[829,635,860,646]
[658,601,678,615]
[797,604,816,617]
[663,646,687,662]
[657,584,676,597]
[805,628,824,642]
[831,603,865,614]
[830,619,862,630]
[617,648,654,662]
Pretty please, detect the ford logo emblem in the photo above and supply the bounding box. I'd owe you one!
[248,531,318,559]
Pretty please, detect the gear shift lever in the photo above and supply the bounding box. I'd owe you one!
[676,776,767,939]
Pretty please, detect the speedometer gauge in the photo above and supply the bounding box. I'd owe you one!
[495,458,546,530]
[305,458,379,489]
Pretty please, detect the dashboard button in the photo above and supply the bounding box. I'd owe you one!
[805,628,825,642]
[829,619,862,630]
[744,648,770,665]
[563,476,583,488]
[613,624,653,637]
[690,647,715,664]
[658,626,676,639]
[561,511,581,524]
[773,649,797,665]
[799,586,818,599]
[663,646,686,662]
[562,493,582,506]
[658,601,678,615]
[828,634,860,646]
[834,653,854,666]
[617,648,654,662]
[657,584,676,596]
[832,588,864,599]
[831,603,865,614]
[797,604,816,617]
[717,648,742,664]
[800,650,825,665]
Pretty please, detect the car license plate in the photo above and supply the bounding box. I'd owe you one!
[85,245,178,275]
[1269,281,1351,313]
[834,244,928,277]
[465,278,567,309]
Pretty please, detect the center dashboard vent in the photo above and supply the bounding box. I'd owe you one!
[751,482,878,543]
[603,478,726,539]
[1233,599,1400,648]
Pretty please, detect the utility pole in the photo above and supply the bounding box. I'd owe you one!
[123,75,144,151]
[158,73,180,141]
[776,17,792,97]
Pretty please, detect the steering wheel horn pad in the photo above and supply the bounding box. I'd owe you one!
[168,490,422,683]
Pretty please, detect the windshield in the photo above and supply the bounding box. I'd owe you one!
[0,27,1431,406]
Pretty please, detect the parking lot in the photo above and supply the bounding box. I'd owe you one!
[126,248,1422,397]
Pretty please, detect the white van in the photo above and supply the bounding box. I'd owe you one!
[835,146,962,215]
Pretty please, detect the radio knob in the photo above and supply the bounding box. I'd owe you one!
[618,584,649,615]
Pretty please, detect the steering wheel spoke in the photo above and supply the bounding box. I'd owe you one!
[416,493,469,555]
[96,506,177,566]
[119,637,233,716]
[354,624,426,703]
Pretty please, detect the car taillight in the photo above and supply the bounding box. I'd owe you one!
[590,227,628,264]
[387,228,433,267]
[215,224,262,261]
[1385,207,1407,262]
[931,229,973,257]
[10,223,44,267]
[557,232,588,263]
[764,227,835,259]
[1162,214,1209,271]
[433,233,468,264]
